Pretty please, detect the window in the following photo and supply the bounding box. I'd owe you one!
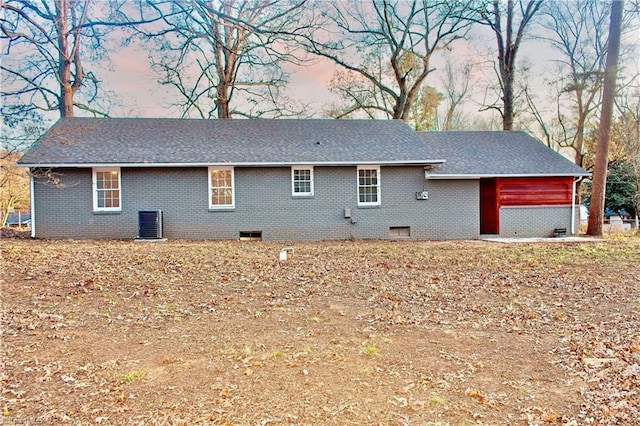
[292,166,314,196]
[357,165,380,206]
[209,166,234,209]
[93,167,121,212]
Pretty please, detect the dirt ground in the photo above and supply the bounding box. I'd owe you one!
[1,236,639,425]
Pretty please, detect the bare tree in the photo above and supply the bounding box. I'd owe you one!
[532,0,609,166]
[526,1,639,168]
[440,58,473,130]
[1,0,170,192]
[0,0,165,121]
[147,0,309,119]
[587,0,624,237]
[326,52,393,119]
[472,0,542,130]
[298,0,475,121]
[325,46,443,126]
[0,109,46,154]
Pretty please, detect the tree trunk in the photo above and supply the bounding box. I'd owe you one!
[587,0,624,236]
[574,150,584,169]
[574,115,586,168]
[55,0,74,117]
[502,73,514,130]
[487,0,542,130]
[59,70,75,117]
[397,98,410,121]
[216,83,231,119]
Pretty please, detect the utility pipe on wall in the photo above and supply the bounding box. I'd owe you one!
[30,169,35,239]
[571,177,584,236]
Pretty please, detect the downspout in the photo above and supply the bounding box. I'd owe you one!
[29,169,35,238]
[571,176,583,236]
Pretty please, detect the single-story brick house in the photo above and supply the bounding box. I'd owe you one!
[18,117,588,240]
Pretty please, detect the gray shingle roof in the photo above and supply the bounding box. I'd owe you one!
[18,117,435,167]
[418,131,589,177]
[18,118,588,177]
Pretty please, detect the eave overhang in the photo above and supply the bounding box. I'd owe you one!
[425,172,591,180]
[19,159,448,168]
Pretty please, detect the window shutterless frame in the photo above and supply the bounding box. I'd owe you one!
[208,166,235,209]
[357,165,381,207]
[291,166,314,196]
[92,167,122,212]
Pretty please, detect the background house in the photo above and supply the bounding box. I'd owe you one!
[3,211,31,228]
[18,118,588,241]
[604,208,632,232]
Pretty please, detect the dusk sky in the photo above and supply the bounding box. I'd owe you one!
[4,2,637,130]
[96,26,619,126]
[96,24,499,121]
[101,39,338,118]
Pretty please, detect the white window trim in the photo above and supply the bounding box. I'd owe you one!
[357,165,381,207]
[92,167,122,212]
[208,166,235,209]
[291,165,314,197]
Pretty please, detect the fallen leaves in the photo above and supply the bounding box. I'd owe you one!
[1,236,639,423]
[465,388,493,406]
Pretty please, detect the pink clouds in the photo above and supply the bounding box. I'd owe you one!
[101,42,174,117]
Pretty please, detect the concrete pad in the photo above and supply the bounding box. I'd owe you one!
[480,236,602,243]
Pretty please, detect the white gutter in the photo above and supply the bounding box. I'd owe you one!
[18,159,448,168]
[426,173,590,179]
[29,169,35,238]
[571,176,588,235]
[571,177,577,235]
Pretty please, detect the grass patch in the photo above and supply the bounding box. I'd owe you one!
[429,393,445,405]
[361,341,378,356]
[118,370,145,383]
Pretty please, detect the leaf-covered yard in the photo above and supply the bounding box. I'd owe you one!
[1,237,639,425]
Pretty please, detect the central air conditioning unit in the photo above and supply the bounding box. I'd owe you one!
[138,210,163,239]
